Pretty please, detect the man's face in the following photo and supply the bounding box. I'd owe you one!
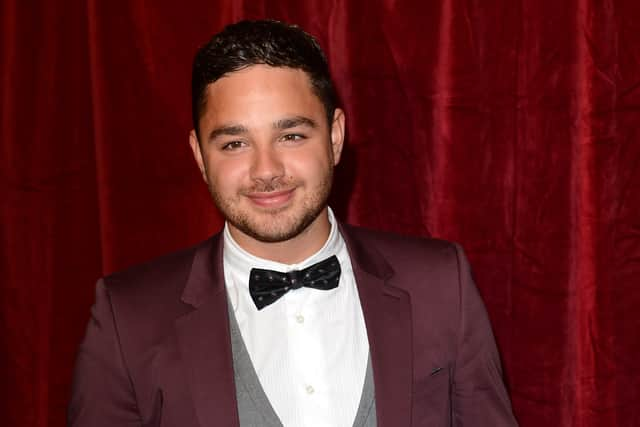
[190,65,345,244]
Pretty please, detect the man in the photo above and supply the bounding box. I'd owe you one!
[69,20,518,426]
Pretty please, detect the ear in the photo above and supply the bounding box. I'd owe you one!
[189,129,208,183]
[330,108,346,166]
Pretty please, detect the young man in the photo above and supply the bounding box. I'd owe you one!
[69,20,518,427]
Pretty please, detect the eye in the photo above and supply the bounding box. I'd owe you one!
[221,140,246,151]
[280,134,306,143]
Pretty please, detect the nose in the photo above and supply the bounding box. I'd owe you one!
[250,145,285,184]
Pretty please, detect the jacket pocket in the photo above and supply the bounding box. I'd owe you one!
[411,367,451,426]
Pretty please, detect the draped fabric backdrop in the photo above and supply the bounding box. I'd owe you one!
[2,0,639,426]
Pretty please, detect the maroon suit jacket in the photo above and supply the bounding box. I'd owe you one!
[69,224,518,426]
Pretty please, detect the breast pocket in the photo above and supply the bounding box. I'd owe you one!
[411,367,451,426]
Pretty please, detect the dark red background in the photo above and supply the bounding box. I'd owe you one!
[2,1,639,426]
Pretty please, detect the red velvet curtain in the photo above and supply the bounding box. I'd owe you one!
[2,0,639,426]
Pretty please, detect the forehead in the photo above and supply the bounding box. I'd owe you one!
[201,65,325,127]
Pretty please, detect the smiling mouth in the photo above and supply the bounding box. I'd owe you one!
[246,188,295,208]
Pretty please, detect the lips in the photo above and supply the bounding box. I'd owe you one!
[246,188,295,208]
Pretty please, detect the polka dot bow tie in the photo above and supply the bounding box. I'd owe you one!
[248,255,341,310]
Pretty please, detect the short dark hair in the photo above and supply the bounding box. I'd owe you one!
[191,20,338,139]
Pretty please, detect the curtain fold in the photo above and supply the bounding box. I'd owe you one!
[2,1,639,426]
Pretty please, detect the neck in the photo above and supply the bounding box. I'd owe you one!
[228,208,332,264]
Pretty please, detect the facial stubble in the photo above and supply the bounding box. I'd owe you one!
[207,163,334,244]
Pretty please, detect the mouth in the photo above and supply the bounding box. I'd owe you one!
[246,188,295,208]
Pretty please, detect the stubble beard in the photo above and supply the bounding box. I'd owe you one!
[208,168,334,243]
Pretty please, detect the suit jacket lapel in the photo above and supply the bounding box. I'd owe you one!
[340,224,414,427]
[175,235,240,427]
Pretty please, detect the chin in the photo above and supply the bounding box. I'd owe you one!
[233,220,310,243]
[230,205,325,244]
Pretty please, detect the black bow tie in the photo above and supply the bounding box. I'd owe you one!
[248,255,341,310]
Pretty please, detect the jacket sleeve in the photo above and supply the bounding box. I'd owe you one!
[68,279,142,426]
[451,243,519,426]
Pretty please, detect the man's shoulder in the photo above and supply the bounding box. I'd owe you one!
[101,234,220,303]
[341,223,459,263]
[340,223,468,295]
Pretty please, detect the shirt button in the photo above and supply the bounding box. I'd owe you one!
[305,385,315,394]
[296,314,305,324]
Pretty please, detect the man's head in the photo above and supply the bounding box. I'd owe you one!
[191,20,338,140]
[189,20,345,260]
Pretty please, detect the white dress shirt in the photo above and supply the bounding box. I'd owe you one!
[223,208,370,427]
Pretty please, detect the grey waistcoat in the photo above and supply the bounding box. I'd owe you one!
[227,302,377,427]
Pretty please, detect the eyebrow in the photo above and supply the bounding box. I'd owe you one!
[207,116,318,142]
[208,124,249,141]
[273,116,318,130]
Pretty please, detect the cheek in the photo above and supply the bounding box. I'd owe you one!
[287,148,333,179]
[206,158,247,190]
